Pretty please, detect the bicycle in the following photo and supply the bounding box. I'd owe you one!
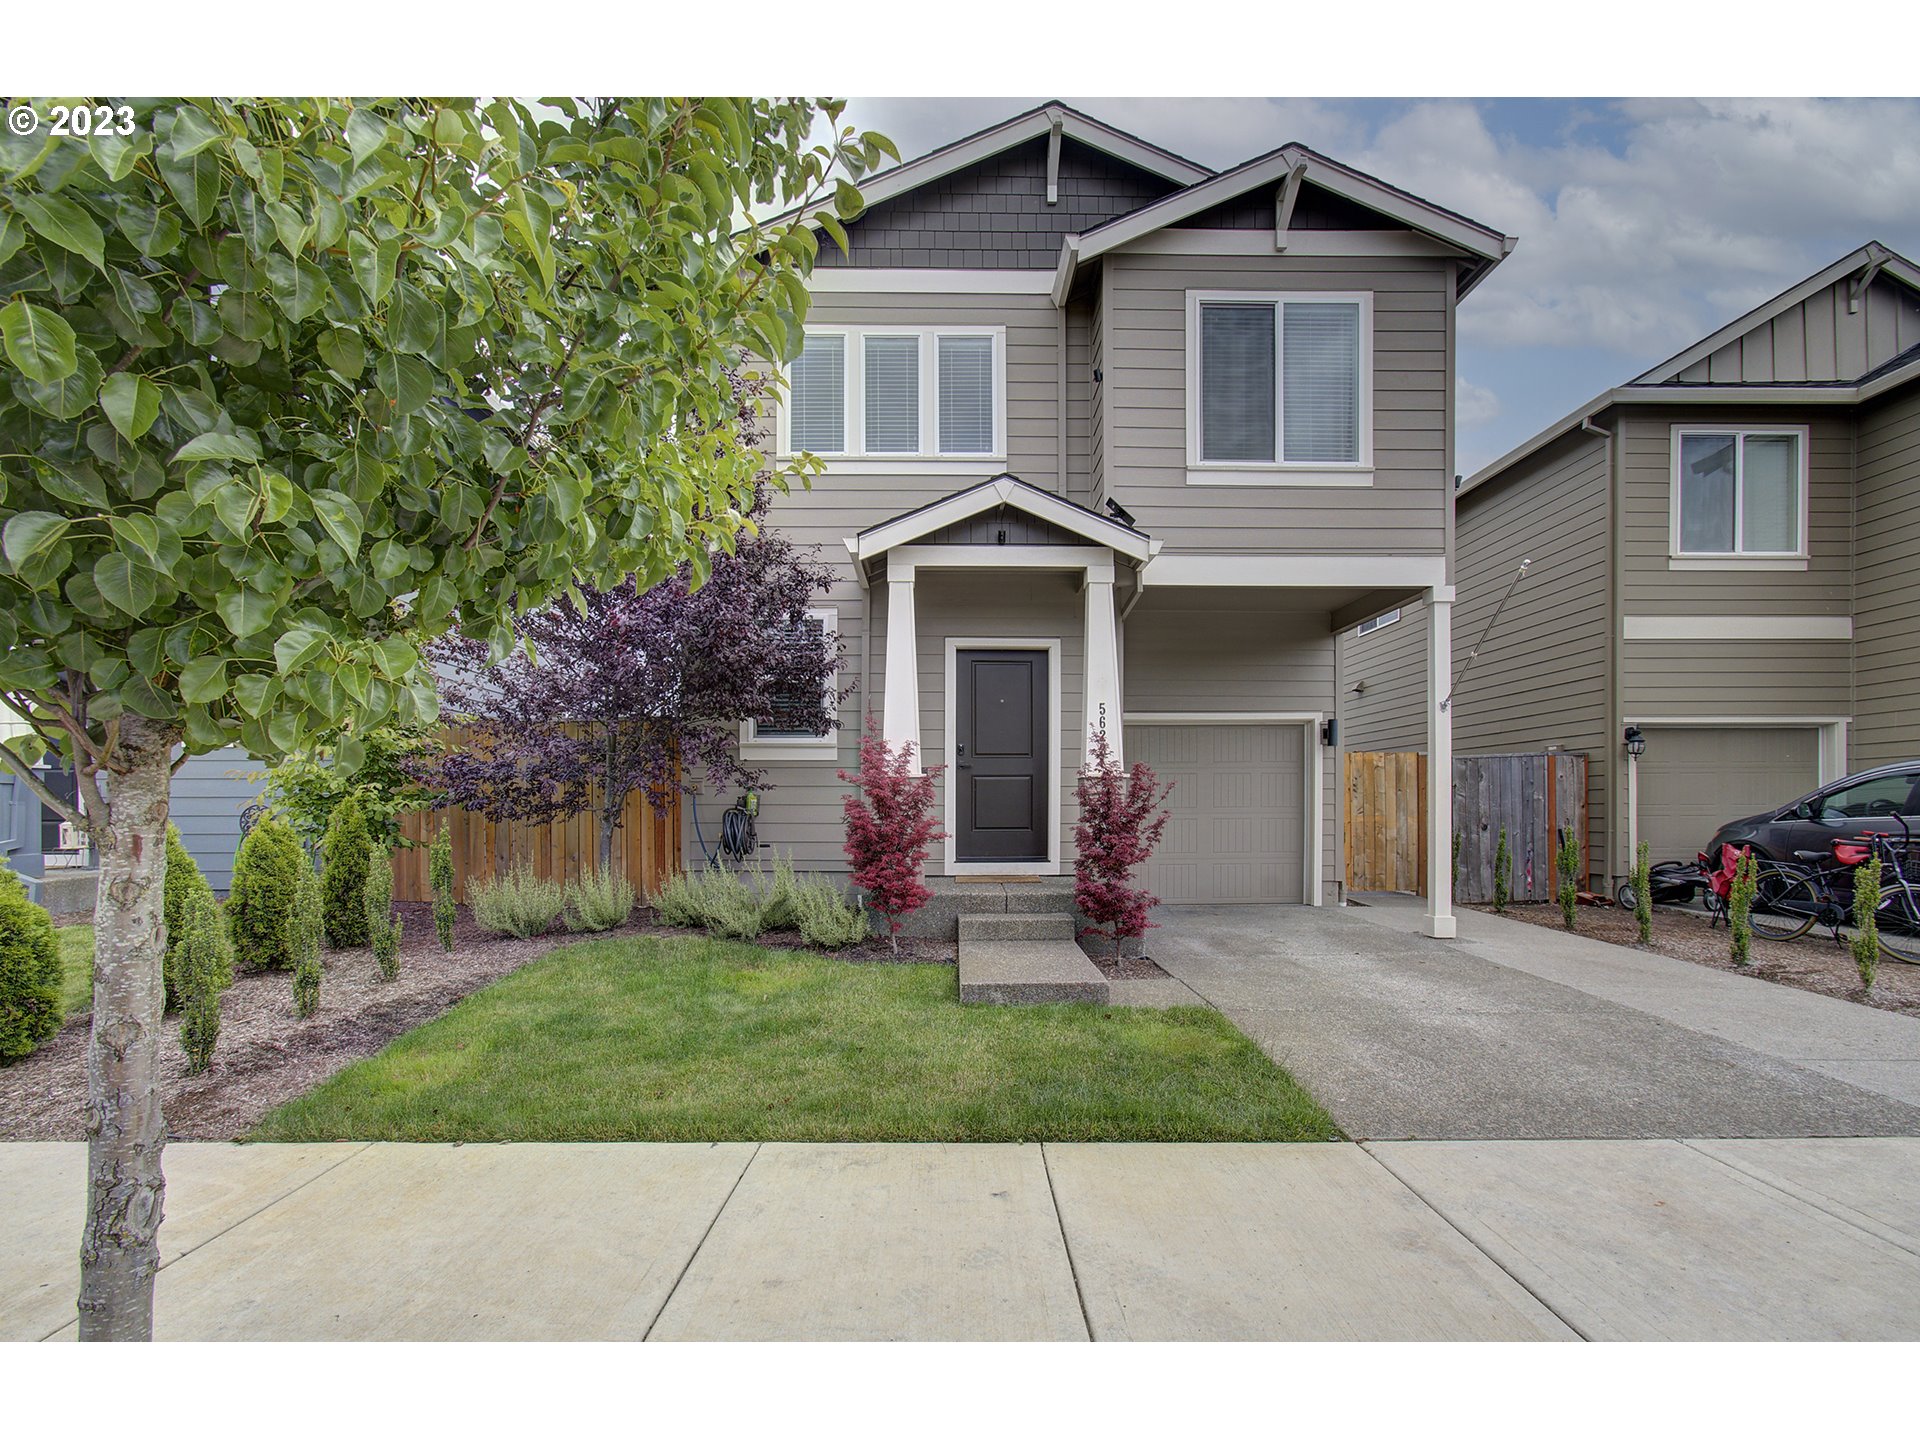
[1742,816,1920,962]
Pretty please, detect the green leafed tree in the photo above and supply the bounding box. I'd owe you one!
[0,96,889,1340]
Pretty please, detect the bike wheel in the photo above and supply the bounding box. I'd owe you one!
[1875,890,1920,963]
[1748,870,1819,941]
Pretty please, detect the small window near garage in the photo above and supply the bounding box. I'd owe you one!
[1672,427,1806,557]
[1355,608,1401,637]
[744,608,838,755]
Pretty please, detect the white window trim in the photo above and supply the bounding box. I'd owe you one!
[1184,289,1374,487]
[1668,424,1811,561]
[1355,608,1402,637]
[777,326,1007,465]
[740,606,839,760]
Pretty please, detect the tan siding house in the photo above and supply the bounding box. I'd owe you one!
[719,103,1518,938]
[1344,243,1920,886]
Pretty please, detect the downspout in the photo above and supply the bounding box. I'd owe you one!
[1583,413,1620,890]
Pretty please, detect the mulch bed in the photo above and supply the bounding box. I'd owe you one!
[1087,954,1174,981]
[1479,901,1920,1018]
[1,904,956,1143]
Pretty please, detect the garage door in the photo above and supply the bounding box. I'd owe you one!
[1636,726,1821,862]
[1124,723,1306,903]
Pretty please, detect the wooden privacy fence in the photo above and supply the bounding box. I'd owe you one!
[1345,750,1428,896]
[389,728,682,904]
[1452,751,1587,905]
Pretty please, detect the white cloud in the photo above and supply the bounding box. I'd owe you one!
[1455,376,1501,428]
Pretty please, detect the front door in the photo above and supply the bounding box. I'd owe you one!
[956,648,1049,863]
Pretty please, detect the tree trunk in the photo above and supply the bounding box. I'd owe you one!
[599,808,616,875]
[77,717,176,1342]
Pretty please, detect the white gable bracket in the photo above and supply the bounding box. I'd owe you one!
[1045,108,1064,206]
[1850,244,1890,315]
[1274,161,1308,252]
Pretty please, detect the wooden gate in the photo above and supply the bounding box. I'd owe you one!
[389,728,682,903]
[1344,750,1428,896]
[1452,751,1587,905]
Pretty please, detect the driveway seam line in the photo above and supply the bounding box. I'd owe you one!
[1677,1138,1920,1259]
[34,1141,377,1342]
[1358,1143,1592,1342]
[1039,1143,1095,1342]
[642,1141,761,1342]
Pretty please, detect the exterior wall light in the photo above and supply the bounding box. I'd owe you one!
[1623,725,1646,758]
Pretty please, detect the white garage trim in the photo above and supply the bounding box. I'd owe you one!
[1123,711,1325,906]
[1622,615,1852,641]
[943,637,1062,877]
[1621,716,1849,864]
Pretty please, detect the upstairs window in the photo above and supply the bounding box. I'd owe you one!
[1189,292,1372,476]
[782,327,1003,460]
[1672,427,1806,557]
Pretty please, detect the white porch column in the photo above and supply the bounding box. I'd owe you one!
[1424,585,1456,938]
[1083,559,1121,767]
[882,557,921,767]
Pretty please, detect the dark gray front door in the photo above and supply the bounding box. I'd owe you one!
[956,648,1049,863]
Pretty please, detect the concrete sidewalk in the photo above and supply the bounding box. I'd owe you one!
[1151,903,1920,1139]
[6,1138,1919,1341]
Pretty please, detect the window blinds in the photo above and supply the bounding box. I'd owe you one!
[863,334,920,453]
[1282,302,1361,464]
[1200,303,1276,463]
[938,335,995,454]
[788,334,844,453]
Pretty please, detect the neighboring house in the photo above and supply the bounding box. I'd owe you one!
[1342,242,1920,888]
[724,103,1518,938]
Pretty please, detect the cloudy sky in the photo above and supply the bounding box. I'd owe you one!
[835,97,1920,476]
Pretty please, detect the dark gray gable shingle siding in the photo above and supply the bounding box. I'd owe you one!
[816,138,1181,270]
[1175,180,1395,232]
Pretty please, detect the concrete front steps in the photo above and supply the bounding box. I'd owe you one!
[957,913,1109,1006]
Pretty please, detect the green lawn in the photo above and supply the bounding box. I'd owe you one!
[252,936,1338,1143]
[57,924,93,1020]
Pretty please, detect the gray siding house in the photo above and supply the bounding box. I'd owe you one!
[1343,243,1920,887]
[722,103,1519,939]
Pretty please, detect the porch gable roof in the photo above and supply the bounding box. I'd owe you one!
[846,473,1157,566]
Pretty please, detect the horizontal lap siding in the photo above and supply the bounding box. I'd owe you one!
[171,747,268,892]
[1617,406,1854,723]
[1067,296,1094,505]
[1853,382,1920,767]
[1338,610,1428,752]
[1124,593,1339,901]
[1101,252,1450,555]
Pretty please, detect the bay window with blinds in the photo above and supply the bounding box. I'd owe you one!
[781,327,1004,460]
[1185,291,1373,482]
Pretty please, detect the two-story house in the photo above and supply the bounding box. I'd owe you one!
[721,103,1517,940]
[1342,242,1920,890]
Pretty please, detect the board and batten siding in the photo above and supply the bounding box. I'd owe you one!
[1615,405,1854,721]
[1670,273,1920,385]
[1097,251,1451,555]
[1853,380,1920,768]
[1124,590,1339,902]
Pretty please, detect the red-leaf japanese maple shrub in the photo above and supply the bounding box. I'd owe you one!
[1074,724,1174,961]
[839,720,947,953]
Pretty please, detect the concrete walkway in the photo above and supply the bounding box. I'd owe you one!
[6,1138,1920,1340]
[1152,902,1920,1140]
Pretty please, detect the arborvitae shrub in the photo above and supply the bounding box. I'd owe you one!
[1852,853,1882,991]
[429,822,456,952]
[176,887,232,1074]
[1557,827,1582,931]
[291,856,323,1019]
[321,793,372,948]
[1633,841,1654,945]
[365,846,402,980]
[0,869,64,1064]
[1729,849,1758,967]
[226,816,302,972]
[1492,827,1512,913]
[163,824,214,1010]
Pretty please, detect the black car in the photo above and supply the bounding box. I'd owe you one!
[1706,760,1920,879]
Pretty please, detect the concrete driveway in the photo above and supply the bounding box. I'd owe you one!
[1152,900,1920,1140]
